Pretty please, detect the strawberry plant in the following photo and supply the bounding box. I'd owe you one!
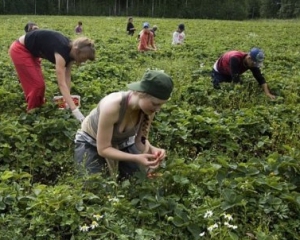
[1,15,300,239]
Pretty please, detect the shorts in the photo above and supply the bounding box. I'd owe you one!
[74,131,141,179]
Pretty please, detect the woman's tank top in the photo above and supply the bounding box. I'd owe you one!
[81,91,141,147]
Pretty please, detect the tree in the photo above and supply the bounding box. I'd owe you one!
[278,0,298,18]
[260,0,280,18]
[0,0,299,19]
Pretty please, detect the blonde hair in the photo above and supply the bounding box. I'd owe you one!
[134,92,152,145]
[72,37,95,61]
[140,113,150,145]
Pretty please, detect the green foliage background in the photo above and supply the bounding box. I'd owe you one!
[0,15,300,239]
[1,0,300,19]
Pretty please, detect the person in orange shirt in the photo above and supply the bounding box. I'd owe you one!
[138,22,156,52]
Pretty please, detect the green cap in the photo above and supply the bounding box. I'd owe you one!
[127,70,173,100]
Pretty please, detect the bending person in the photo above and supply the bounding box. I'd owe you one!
[9,29,95,121]
[172,23,185,45]
[138,22,156,52]
[74,70,174,179]
[211,47,275,99]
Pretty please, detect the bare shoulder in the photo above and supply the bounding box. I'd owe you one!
[19,35,26,44]
[99,92,124,116]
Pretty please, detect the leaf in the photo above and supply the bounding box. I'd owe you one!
[229,231,239,240]
[296,196,300,206]
[216,169,228,185]
[148,202,161,209]
[211,163,222,170]
[75,201,85,211]
[0,201,6,210]
[221,189,243,210]
[17,172,32,180]
[121,179,130,188]
[173,175,190,185]
[4,195,15,205]
[33,185,47,196]
[130,198,140,206]
[257,141,264,148]
[171,216,185,227]
[187,224,202,239]
[0,171,14,181]
[84,193,100,200]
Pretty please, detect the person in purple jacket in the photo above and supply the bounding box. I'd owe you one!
[211,47,275,99]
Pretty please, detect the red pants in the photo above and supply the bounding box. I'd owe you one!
[9,41,45,111]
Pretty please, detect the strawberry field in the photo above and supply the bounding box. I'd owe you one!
[1,15,300,239]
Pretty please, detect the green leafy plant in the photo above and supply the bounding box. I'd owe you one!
[1,16,300,239]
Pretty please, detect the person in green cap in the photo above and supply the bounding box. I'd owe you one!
[74,70,174,179]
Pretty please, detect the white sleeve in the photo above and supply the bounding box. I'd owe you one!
[172,32,179,44]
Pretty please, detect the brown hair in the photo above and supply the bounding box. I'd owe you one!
[72,37,95,62]
[24,22,39,33]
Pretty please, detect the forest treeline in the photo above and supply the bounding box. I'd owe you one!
[0,0,299,20]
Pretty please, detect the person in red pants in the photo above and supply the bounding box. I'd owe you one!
[9,29,95,122]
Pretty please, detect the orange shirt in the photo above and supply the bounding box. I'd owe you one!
[138,30,155,51]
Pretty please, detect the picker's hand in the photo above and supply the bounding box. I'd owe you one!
[135,154,160,169]
[72,107,85,122]
[267,93,276,100]
[146,148,166,178]
[151,147,166,162]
